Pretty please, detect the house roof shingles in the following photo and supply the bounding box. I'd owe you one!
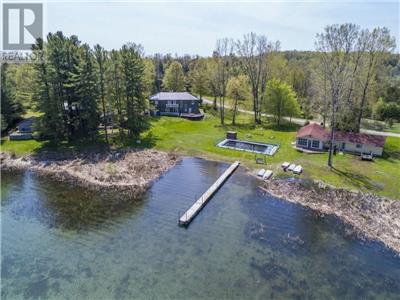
[296,123,386,148]
[296,123,329,141]
[334,131,386,148]
[150,92,199,101]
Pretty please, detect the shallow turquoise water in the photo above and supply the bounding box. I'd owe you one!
[1,157,400,299]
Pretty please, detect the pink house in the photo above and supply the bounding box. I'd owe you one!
[296,123,386,156]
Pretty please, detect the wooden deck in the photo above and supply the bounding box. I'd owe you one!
[178,161,240,226]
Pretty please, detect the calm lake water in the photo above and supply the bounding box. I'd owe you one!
[1,157,400,299]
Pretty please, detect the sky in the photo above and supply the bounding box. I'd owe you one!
[43,0,399,56]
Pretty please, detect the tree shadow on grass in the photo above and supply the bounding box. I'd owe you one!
[331,167,378,191]
[28,130,159,160]
[215,119,299,133]
[219,123,257,131]
[113,131,158,150]
[30,138,110,159]
[261,122,300,132]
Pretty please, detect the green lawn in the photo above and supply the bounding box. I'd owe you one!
[1,139,45,155]
[204,95,400,134]
[204,94,253,112]
[144,113,400,199]
[2,113,400,199]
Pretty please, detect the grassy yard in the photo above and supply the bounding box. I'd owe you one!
[204,94,253,112]
[145,114,400,198]
[204,95,400,134]
[0,139,45,155]
[1,112,400,199]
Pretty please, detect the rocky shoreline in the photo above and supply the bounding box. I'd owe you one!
[260,178,400,254]
[1,150,180,198]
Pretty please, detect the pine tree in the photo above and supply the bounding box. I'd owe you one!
[94,44,109,146]
[121,43,149,138]
[74,44,99,139]
[108,50,124,137]
[32,38,65,143]
[1,63,24,131]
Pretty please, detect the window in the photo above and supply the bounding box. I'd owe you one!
[298,138,307,147]
[356,144,362,149]
[312,140,320,148]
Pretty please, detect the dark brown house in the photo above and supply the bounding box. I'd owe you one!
[149,92,203,119]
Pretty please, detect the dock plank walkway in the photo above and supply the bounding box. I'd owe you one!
[179,161,240,226]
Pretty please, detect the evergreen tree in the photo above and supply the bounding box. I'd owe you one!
[75,44,99,139]
[32,38,65,142]
[1,63,24,131]
[94,44,109,145]
[121,43,149,138]
[108,50,124,137]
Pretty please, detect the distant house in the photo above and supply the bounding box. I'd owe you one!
[149,92,203,120]
[296,123,386,156]
[9,117,37,140]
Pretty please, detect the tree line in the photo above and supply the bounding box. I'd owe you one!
[2,31,155,146]
[1,24,398,151]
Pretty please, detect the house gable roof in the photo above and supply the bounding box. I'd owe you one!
[334,131,386,148]
[150,92,199,101]
[296,123,329,141]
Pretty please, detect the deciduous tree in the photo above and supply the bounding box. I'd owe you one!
[214,38,233,124]
[316,23,359,167]
[163,61,185,92]
[236,33,279,124]
[226,75,249,125]
[264,79,300,127]
[190,59,209,100]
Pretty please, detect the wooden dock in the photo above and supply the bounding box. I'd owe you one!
[178,161,240,226]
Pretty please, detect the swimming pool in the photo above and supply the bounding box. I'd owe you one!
[217,139,279,155]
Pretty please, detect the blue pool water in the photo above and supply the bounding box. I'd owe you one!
[217,139,279,155]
